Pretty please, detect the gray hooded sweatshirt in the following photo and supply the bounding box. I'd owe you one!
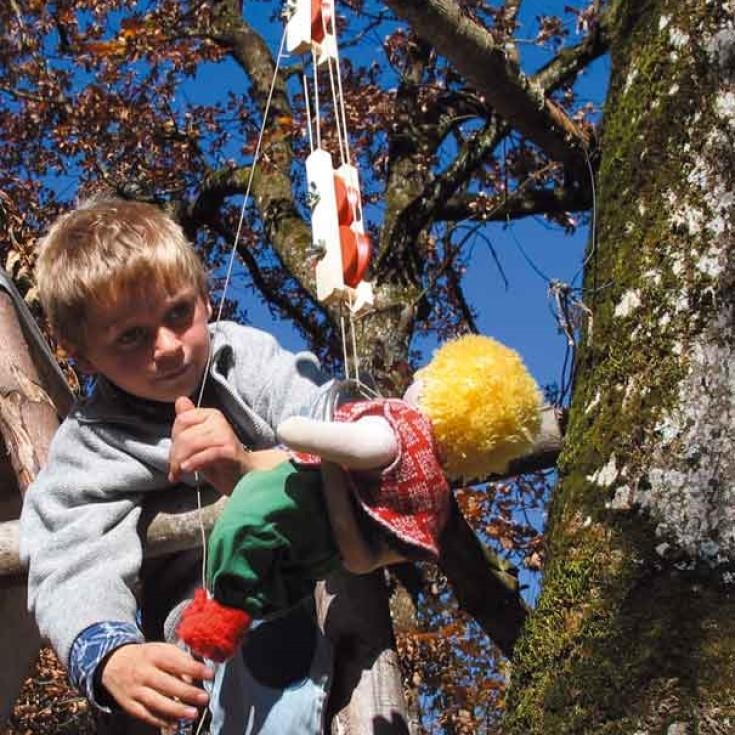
[19,322,335,667]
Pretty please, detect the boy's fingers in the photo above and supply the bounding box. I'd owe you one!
[137,688,200,727]
[179,446,227,474]
[170,410,206,441]
[175,395,196,415]
[147,670,208,710]
[162,676,209,707]
[125,703,170,731]
[155,642,214,682]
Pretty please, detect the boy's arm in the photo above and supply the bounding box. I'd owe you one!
[22,421,214,726]
[225,325,337,430]
[20,418,163,671]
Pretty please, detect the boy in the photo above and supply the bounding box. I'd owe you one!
[19,196,336,733]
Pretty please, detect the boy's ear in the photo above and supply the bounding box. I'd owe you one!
[206,299,213,319]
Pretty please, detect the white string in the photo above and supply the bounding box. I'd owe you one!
[321,3,351,167]
[349,305,361,386]
[572,146,598,289]
[333,51,353,167]
[192,25,289,588]
[312,49,322,149]
[339,309,351,381]
[326,55,347,166]
[307,20,366,388]
[303,72,314,152]
[319,14,366,388]
[194,706,209,735]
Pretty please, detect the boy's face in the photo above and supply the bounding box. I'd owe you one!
[73,286,213,403]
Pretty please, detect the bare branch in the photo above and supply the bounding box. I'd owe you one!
[375,7,606,277]
[383,0,591,174]
[376,118,505,281]
[440,183,592,222]
[532,14,610,93]
[502,0,522,68]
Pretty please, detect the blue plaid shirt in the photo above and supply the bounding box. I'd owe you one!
[68,621,143,710]
[69,621,198,733]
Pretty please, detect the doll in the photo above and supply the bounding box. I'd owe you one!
[177,334,542,662]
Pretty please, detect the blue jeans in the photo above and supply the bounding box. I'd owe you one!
[205,602,332,734]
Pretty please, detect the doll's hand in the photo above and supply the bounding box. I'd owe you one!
[277,415,398,470]
[100,642,213,730]
[169,397,288,494]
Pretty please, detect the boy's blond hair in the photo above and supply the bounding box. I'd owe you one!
[35,197,209,351]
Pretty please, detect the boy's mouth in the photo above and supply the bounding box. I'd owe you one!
[157,364,191,382]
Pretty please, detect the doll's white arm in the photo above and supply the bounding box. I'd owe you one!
[277,415,398,470]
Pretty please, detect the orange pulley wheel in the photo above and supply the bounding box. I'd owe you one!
[311,0,332,43]
[340,226,371,288]
[334,175,359,226]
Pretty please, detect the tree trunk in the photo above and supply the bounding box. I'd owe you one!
[315,571,411,734]
[504,1,735,732]
[0,285,70,720]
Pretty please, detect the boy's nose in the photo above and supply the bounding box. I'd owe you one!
[154,327,183,359]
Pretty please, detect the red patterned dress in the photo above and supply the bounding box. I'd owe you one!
[292,398,451,560]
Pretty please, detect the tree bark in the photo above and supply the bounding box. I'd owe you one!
[316,571,410,734]
[504,1,735,731]
[0,284,70,721]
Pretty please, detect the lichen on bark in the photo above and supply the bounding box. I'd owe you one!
[503,1,735,732]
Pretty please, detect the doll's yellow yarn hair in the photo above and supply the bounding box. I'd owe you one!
[416,334,542,481]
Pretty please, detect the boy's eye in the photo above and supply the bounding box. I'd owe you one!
[167,300,195,325]
[116,327,146,348]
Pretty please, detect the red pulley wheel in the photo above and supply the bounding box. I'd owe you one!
[340,226,371,288]
[311,0,332,43]
[334,176,355,225]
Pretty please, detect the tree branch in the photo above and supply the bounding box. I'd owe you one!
[376,21,607,268]
[439,184,592,222]
[531,11,610,94]
[382,0,591,175]
[375,118,505,278]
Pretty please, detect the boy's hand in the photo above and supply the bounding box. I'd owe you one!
[169,396,288,494]
[100,642,213,730]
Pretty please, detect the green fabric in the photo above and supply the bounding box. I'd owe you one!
[207,461,340,619]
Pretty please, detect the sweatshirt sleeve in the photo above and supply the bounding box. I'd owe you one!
[19,415,165,667]
[224,324,339,428]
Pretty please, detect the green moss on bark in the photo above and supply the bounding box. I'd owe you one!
[503,1,735,731]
